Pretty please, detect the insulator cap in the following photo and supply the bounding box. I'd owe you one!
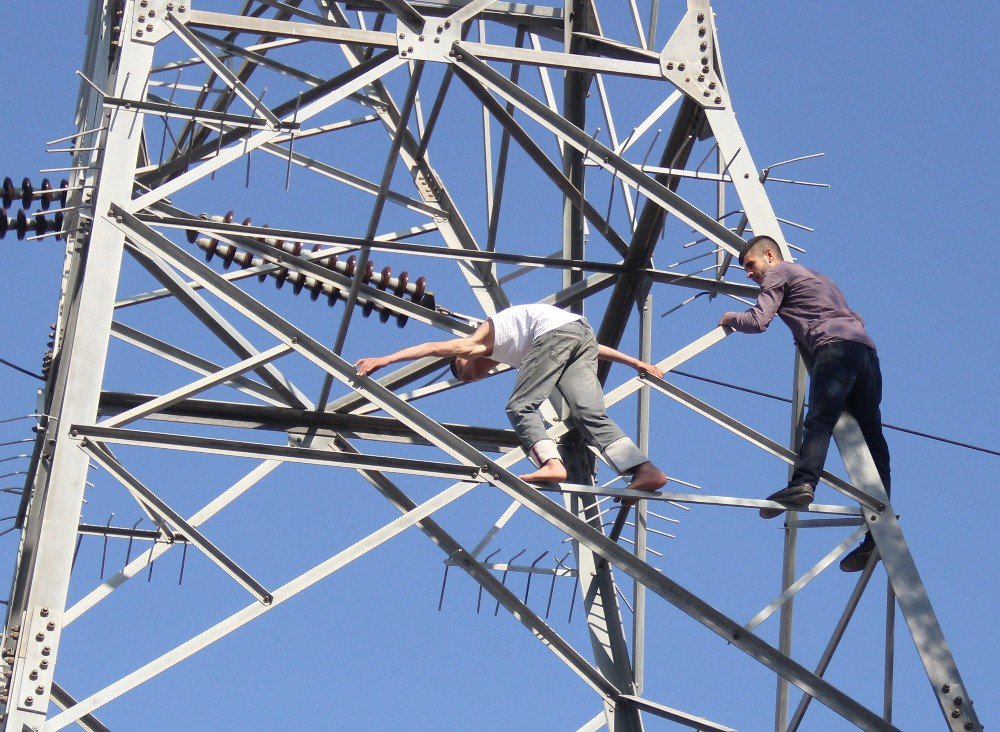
[2,178,14,209]
[20,178,33,210]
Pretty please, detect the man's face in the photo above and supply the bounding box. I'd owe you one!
[742,247,776,285]
[453,357,492,382]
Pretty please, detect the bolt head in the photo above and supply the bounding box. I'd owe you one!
[136,29,144,36]
[46,622,55,631]
[952,709,962,719]
[35,686,44,695]
[148,8,155,16]
[24,697,33,706]
[39,609,48,617]
[29,671,38,680]
[35,633,44,642]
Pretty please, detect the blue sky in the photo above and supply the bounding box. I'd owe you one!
[0,2,997,730]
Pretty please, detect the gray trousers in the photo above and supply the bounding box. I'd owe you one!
[505,320,649,474]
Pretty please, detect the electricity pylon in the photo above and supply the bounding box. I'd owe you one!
[0,1,982,730]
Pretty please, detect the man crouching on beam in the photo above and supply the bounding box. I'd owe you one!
[355,303,668,497]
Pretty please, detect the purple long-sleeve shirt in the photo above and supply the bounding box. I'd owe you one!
[727,262,875,355]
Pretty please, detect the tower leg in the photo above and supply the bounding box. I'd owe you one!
[833,416,983,732]
[3,27,154,728]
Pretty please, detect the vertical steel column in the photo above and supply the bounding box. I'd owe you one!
[774,351,807,731]
[561,3,640,729]
[632,294,653,693]
[884,583,895,722]
[2,6,155,726]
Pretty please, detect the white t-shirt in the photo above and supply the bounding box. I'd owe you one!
[488,304,583,367]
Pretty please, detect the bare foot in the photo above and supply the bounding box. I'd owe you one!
[617,462,667,504]
[519,459,567,484]
[628,462,667,491]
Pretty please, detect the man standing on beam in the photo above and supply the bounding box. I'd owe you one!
[719,235,891,572]
[355,303,668,497]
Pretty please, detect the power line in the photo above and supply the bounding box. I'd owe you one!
[669,369,999,458]
[0,358,44,382]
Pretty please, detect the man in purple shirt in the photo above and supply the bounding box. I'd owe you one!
[719,235,890,572]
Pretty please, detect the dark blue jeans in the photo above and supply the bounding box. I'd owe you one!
[790,341,891,496]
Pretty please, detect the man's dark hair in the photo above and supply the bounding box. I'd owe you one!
[738,235,783,266]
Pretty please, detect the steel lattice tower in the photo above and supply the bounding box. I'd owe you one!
[0,1,984,730]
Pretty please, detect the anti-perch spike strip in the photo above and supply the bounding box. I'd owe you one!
[0,209,65,241]
[186,211,434,328]
[2,177,70,211]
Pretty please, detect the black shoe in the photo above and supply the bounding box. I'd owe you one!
[759,484,815,519]
[840,535,878,573]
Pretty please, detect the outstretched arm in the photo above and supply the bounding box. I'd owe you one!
[719,273,786,332]
[597,344,664,378]
[355,320,494,376]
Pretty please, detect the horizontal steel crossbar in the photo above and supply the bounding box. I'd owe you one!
[71,425,480,481]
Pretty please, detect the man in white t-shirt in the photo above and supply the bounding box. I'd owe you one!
[355,304,667,495]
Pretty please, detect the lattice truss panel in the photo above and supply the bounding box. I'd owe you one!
[0,1,983,730]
